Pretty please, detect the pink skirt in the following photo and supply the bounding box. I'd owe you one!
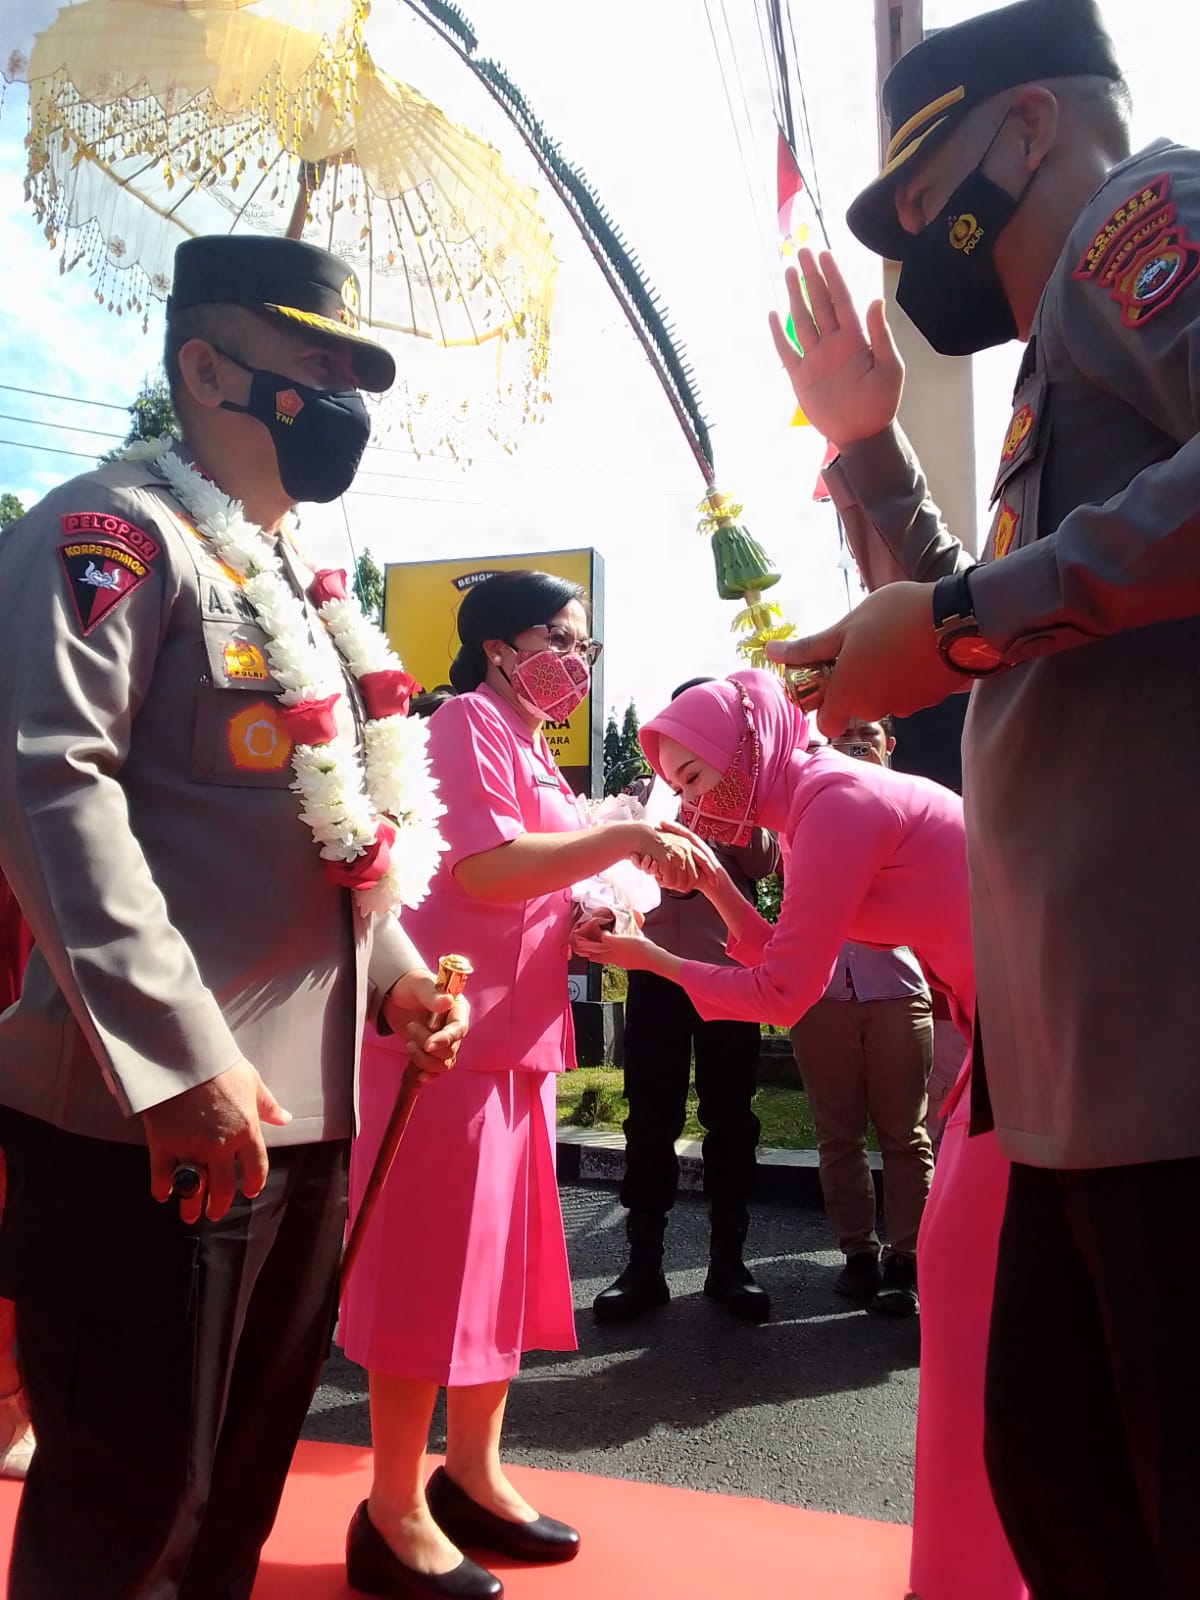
[341,1041,578,1386]
[910,1070,1029,1600]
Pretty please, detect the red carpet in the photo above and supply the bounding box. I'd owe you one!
[0,1441,912,1598]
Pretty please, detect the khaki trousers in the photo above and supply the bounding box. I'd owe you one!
[926,1015,969,1155]
[790,993,934,1258]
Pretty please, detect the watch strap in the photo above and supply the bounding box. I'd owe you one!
[932,569,975,630]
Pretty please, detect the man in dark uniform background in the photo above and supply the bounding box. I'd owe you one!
[769,0,1200,1593]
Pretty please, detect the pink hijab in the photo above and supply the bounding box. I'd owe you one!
[640,669,811,832]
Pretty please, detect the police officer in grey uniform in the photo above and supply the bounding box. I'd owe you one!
[0,236,467,1599]
[767,1,1200,1594]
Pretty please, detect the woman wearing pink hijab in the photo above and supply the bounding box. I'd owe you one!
[576,669,1026,1600]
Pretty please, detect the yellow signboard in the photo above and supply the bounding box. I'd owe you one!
[383,548,603,783]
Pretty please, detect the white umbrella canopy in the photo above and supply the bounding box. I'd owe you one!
[2,0,556,451]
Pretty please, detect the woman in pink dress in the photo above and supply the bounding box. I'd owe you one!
[341,571,708,1600]
[575,669,1027,1600]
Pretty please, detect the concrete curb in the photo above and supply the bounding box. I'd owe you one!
[556,1126,883,1208]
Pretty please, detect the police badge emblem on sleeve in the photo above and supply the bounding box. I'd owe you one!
[1073,174,1200,328]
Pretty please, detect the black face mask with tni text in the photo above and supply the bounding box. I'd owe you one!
[220,360,371,503]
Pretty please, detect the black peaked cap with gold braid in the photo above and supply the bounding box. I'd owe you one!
[170,235,396,393]
[847,0,1123,262]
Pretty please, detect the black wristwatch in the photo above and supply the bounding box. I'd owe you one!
[932,571,1004,676]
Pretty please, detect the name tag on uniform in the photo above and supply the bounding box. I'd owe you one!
[525,748,563,788]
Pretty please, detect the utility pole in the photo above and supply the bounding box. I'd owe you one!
[872,0,979,553]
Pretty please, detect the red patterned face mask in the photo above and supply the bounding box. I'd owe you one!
[678,686,761,847]
[508,647,591,722]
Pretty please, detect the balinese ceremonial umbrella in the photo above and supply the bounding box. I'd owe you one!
[398,0,799,669]
[1,0,557,452]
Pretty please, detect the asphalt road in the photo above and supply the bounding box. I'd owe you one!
[306,1182,919,1526]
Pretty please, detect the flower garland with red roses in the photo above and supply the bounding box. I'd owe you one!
[139,439,445,916]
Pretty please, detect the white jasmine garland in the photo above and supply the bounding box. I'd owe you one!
[320,596,396,675]
[142,439,445,915]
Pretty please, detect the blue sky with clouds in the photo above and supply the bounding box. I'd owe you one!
[1,1,1195,719]
[0,86,165,505]
[0,0,872,723]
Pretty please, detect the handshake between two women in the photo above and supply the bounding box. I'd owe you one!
[570,819,735,975]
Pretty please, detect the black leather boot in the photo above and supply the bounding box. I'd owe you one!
[704,1209,770,1322]
[592,1212,669,1324]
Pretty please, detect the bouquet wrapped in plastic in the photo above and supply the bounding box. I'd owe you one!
[569,794,661,937]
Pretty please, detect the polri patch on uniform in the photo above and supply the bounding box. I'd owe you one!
[58,537,154,634]
[993,502,1019,561]
[223,638,271,682]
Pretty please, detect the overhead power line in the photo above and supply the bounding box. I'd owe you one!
[0,388,700,490]
[0,410,125,442]
[702,0,779,308]
[0,382,128,413]
[0,438,522,506]
[0,437,98,461]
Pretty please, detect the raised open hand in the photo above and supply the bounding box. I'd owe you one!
[768,249,904,450]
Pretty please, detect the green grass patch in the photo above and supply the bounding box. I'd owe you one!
[558,1066,823,1150]
[599,966,627,1003]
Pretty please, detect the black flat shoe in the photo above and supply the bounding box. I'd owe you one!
[346,1501,504,1598]
[426,1467,581,1565]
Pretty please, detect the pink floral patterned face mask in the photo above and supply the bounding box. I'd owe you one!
[508,647,591,722]
[678,686,760,848]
